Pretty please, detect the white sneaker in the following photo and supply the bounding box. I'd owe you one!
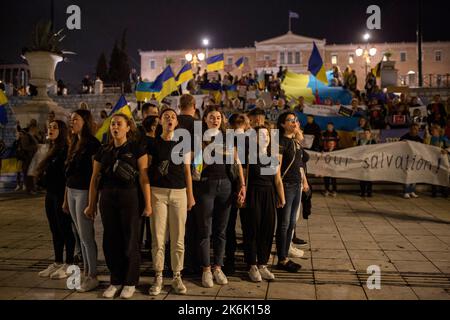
[213,269,228,285]
[120,286,135,299]
[50,264,69,279]
[331,191,337,198]
[259,266,275,281]
[248,265,262,282]
[38,263,62,278]
[149,274,163,296]
[322,191,330,197]
[403,193,411,199]
[103,285,122,299]
[14,185,22,192]
[202,271,214,288]
[22,185,27,191]
[172,273,187,295]
[410,192,419,198]
[288,246,305,258]
[76,276,99,293]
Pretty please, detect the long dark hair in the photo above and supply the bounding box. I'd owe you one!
[36,120,68,176]
[67,109,95,165]
[277,111,297,137]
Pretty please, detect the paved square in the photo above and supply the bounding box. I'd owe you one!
[0,192,449,300]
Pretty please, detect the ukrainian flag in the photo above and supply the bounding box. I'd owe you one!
[308,42,328,85]
[96,95,133,143]
[0,89,8,125]
[135,81,156,102]
[176,63,194,86]
[206,54,224,72]
[235,57,245,70]
[372,61,382,79]
[151,66,178,102]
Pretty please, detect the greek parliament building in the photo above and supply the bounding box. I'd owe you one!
[139,31,450,89]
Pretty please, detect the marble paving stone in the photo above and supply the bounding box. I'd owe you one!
[343,241,380,250]
[312,259,354,271]
[411,287,450,300]
[267,282,316,300]
[316,284,367,300]
[420,251,450,262]
[0,287,31,300]
[310,240,345,250]
[216,281,267,299]
[364,285,418,300]
[347,250,389,261]
[14,288,72,300]
[384,250,428,262]
[310,249,350,260]
[392,261,441,273]
[351,259,398,273]
[376,242,417,251]
[0,271,47,288]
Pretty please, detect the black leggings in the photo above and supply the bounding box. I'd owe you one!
[241,185,276,266]
[100,188,141,286]
[45,192,75,264]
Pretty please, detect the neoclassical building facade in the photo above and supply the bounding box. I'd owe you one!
[139,32,450,89]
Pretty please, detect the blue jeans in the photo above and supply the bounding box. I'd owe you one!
[67,188,98,277]
[404,184,416,194]
[194,178,232,268]
[276,182,302,261]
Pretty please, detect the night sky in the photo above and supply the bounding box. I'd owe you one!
[2,0,449,85]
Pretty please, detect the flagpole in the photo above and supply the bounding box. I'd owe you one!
[288,15,291,32]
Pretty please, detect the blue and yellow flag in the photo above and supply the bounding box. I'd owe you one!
[151,66,177,102]
[96,95,133,143]
[206,54,224,72]
[0,90,8,125]
[372,61,382,79]
[235,57,245,70]
[135,81,156,102]
[308,42,328,85]
[176,63,194,86]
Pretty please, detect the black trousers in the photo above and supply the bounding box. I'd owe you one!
[100,188,141,286]
[324,177,337,192]
[360,181,373,195]
[45,191,75,264]
[241,185,276,266]
[225,206,240,265]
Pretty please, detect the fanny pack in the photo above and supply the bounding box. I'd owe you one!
[111,146,139,184]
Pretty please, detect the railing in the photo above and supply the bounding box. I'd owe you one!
[399,74,450,88]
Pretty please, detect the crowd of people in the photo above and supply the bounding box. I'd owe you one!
[27,94,314,300]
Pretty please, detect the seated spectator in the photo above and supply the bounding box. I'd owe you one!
[387,104,411,129]
[368,99,387,130]
[354,117,371,132]
[427,95,447,127]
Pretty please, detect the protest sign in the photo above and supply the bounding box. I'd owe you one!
[307,141,450,186]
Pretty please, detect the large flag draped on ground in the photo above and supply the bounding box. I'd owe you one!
[151,66,177,102]
[308,42,328,85]
[96,95,132,143]
[206,54,224,72]
[282,71,352,104]
[0,90,8,125]
[176,63,194,86]
[307,141,450,187]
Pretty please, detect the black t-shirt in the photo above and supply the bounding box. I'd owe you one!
[248,158,277,187]
[44,146,68,194]
[148,136,186,189]
[279,136,304,183]
[66,135,101,190]
[94,141,146,189]
[177,115,195,135]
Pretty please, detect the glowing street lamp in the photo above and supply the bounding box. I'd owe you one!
[356,33,377,75]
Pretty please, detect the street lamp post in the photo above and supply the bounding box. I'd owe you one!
[185,52,206,74]
[202,38,210,58]
[355,33,377,76]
